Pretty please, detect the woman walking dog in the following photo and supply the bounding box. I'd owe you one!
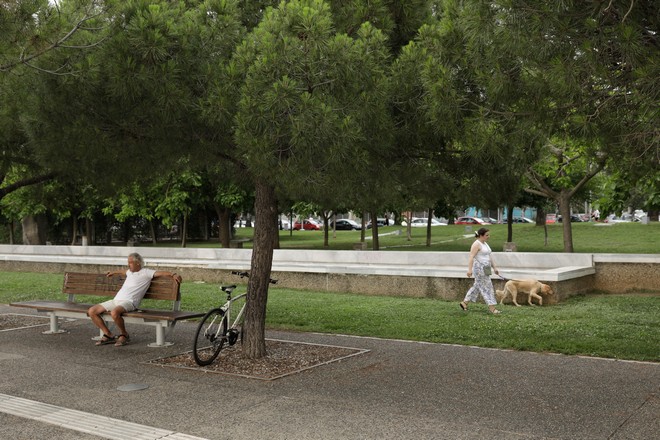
[460,227,502,314]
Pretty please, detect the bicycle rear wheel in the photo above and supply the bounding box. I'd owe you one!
[193,308,227,366]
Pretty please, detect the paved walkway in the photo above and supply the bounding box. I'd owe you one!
[1,304,658,440]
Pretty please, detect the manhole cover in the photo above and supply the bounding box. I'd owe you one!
[117,383,149,392]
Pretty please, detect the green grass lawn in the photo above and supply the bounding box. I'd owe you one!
[193,221,660,253]
[1,271,658,362]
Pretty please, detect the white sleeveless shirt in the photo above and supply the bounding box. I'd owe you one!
[474,240,492,265]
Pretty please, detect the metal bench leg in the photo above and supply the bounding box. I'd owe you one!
[42,312,67,335]
[91,328,105,341]
[148,322,174,347]
[91,317,115,341]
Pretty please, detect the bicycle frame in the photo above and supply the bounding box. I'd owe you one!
[201,285,247,345]
[221,289,247,334]
[193,270,277,366]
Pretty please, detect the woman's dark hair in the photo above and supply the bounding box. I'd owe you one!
[475,228,490,238]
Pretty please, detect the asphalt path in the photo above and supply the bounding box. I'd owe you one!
[0,305,658,440]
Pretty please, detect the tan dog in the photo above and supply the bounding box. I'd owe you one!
[496,279,554,306]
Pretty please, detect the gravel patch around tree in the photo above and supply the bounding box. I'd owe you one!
[0,314,49,331]
[144,339,369,380]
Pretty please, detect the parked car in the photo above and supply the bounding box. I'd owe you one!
[557,214,584,223]
[293,219,321,230]
[545,214,557,224]
[502,217,534,224]
[331,219,361,230]
[401,217,447,227]
[454,216,491,225]
[366,218,393,229]
[634,210,647,221]
[604,213,636,223]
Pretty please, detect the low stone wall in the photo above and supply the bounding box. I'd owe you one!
[268,271,597,303]
[0,245,656,302]
[0,259,592,302]
[593,256,660,293]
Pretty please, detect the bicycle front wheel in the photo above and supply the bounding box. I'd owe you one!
[193,308,227,366]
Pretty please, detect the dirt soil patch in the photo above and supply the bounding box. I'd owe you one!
[145,339,369,380]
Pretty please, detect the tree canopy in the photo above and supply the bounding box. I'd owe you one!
[2,0,657,357]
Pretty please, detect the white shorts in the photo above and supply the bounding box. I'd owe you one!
[100,299,136,313]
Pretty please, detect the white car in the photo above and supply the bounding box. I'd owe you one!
[402,217,447,227]
[605,213,636,223]
[503,217,535,224]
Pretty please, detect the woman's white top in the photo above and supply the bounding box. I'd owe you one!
[474,240,492,265]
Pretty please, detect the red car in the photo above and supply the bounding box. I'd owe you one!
[454,216,491,225]
[293,219,321,230]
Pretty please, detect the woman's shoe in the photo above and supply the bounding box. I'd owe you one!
[459,302,468,311]
[489,309,502,314]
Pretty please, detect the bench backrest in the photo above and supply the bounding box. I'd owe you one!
[62,272,181,305]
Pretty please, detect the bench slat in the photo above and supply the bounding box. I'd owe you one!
[9,300,204,322]
[62,272,179,301]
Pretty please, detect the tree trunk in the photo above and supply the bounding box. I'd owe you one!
[360,211,366,242]
[536,206,546,226]
[323,213,330,247]
[199,210,209,241]
[70,216,78,245]
[243,180,277,359]
[85,218,93,245]
[558,190,574,252]
[22,215,48,245]
[214,205,231,247]
[370,210,379,250]
[122,220,131,244]
[405,212,412,241]
[273,216,280,250]
[426,210,432,247]
[507,202,514,242]
[181,214,188,248]
[150,220,157,244]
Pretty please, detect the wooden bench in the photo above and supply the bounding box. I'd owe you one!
[10,272,205,347]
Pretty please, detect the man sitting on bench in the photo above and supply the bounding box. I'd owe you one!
[87,252,181,347]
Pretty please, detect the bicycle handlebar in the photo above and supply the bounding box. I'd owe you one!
[230,270,278,284]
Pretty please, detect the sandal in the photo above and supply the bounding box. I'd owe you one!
[489,309,502,315]
[95,334,115,346]
[114,334,130,347]
[459,302,468,311]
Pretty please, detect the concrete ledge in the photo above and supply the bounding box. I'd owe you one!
[0,245,656,301]
[0,246,594,282]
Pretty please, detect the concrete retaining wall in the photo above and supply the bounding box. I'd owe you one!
[0,245,657,301]
[592,255,660,293]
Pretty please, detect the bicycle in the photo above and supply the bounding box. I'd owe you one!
[193,270,277,366]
